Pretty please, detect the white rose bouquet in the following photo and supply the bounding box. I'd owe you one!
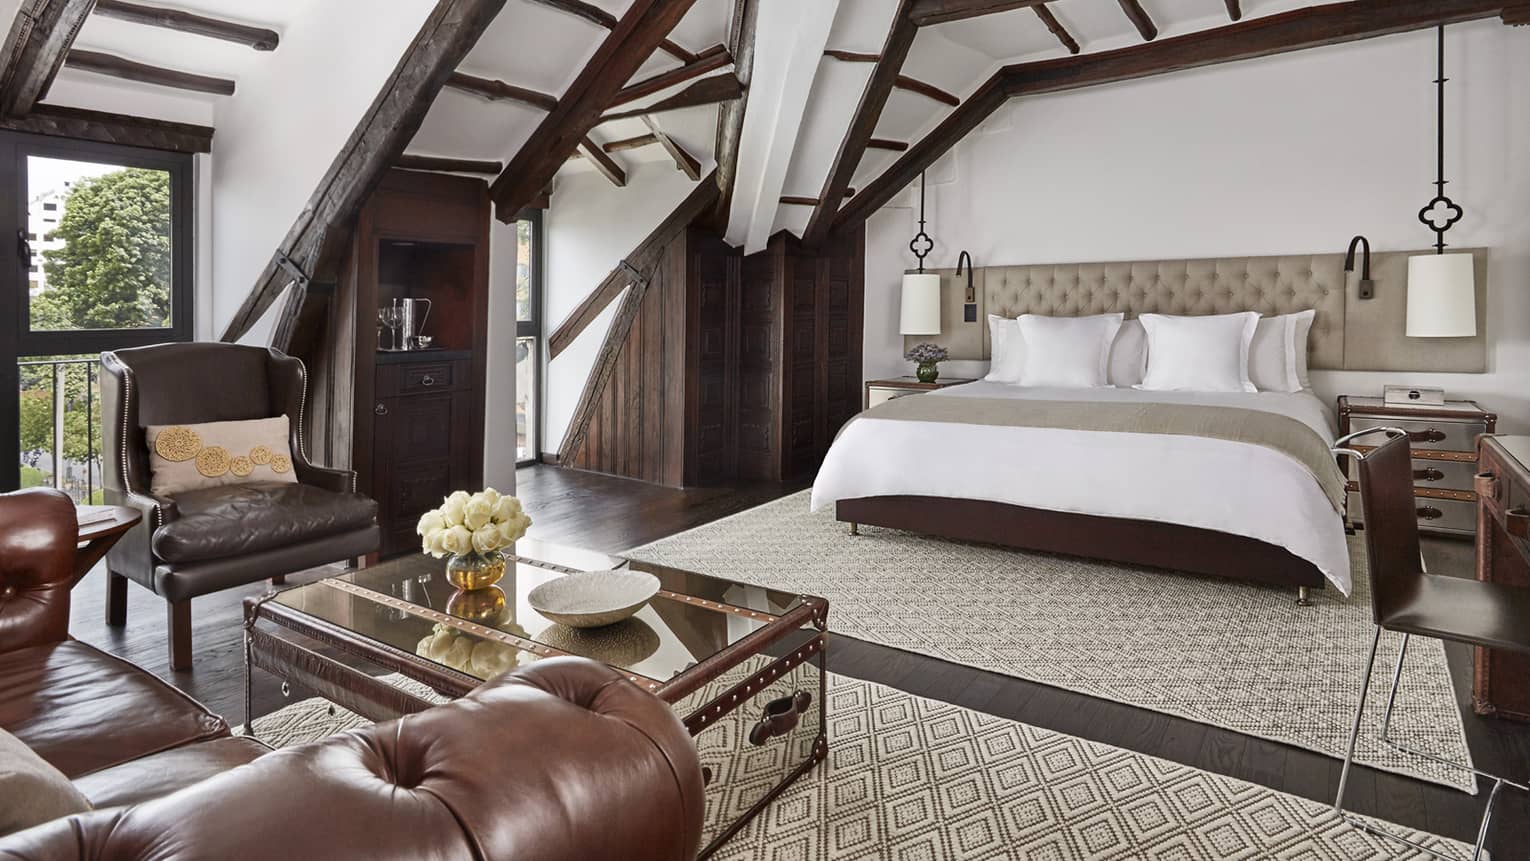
[417,488,532,559]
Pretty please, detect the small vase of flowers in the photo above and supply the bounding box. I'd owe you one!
[905,343,948,383]
[417,489,532,590]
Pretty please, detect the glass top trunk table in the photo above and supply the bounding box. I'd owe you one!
[243,538,829,857]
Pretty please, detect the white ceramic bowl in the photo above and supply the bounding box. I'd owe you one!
[528,569,661,628]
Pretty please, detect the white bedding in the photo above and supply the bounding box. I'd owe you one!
[810,381,1352,594]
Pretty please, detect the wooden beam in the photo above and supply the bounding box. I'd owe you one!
[839,0,1519,234]
[710,0,758,229]
[823,49,880,62]
[598,73,742,123]
[895,74,959,106]
[66,49,236,95]
[0,103,212,152]
[1223,0,1243,22]
[867,138,908,151]
[607,44,730,108]
[396,153,502,174]
[1116,0,1158,41]
[0,0,95,117]
[220,0,507,343]
[643,116,701,180]
[909,0,1048,26]
[446,71,557,110]
[1034,4,1079,54]
[525,0,697,64]
[803,2,917,246]
[580,135,627,186]
[603,132,659,151]
[556,273,651,463]
[489,0,704,222]
[548,176,717,359]
[1505,4,1530,22]
[779,196,819,206]
[92,0,281,51]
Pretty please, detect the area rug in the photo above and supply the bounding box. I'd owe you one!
[248,671,1480,860]
[625,490,1476,793]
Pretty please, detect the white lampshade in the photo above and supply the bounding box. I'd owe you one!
[1406,253,1476,338]
[900,273,941,335]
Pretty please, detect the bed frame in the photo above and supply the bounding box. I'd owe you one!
[836,496,1327,604]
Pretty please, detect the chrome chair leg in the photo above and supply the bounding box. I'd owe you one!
[1334,627,1382,813]
[1296,586,1311,606]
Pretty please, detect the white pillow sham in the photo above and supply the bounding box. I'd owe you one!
[984,315,1024,383]
[1137,312,1259,393]
[1107,319,1147,387]
[1016,313,1123,388]
[1247,309,1316,393]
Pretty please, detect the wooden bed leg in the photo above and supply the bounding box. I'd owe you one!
[1296,586,1312,607]
[849,522,859,536]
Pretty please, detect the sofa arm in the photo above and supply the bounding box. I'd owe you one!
[0,488,80,654]
[0,657,706,861]
[295,460,355,494]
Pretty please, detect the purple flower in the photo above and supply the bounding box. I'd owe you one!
[904,343,948,364]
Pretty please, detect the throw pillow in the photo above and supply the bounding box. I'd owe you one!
[145,415,299,497]
[0,727,92,837]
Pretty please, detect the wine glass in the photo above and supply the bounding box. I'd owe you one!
[379,304,403,351]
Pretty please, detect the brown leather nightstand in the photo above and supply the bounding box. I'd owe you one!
[1338,395,1496,537]
[864,376,977,410]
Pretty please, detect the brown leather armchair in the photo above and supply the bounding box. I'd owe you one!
[101,343,380,670]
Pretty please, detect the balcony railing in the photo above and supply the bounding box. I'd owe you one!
[17,357,100,503]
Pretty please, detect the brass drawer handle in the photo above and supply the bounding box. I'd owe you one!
[1416,506,1443,521]
[748,690,812,746]
[1413,467,1445,482]
[419,374,436,387]
[1408,428,1447,444]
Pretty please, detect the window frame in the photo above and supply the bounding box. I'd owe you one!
[516,209,543,467]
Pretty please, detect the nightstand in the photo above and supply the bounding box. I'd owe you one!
[864,376,977,409]
[1338,395,1497,537]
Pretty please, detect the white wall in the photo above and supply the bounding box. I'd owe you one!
[542,162,700,453]
[484,217,521,491]
[866,21,1530,431]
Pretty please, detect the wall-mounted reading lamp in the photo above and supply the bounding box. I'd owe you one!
[1344,235,1373,300]
[956,250,976,322]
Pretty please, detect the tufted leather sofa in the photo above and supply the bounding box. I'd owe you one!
[0,489,706,860]
[100,342,381,670]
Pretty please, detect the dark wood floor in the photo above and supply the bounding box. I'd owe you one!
[67,464,1526,851]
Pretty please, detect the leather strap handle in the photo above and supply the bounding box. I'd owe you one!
[1408,428,1447,444]
[1417,506,1444,521]
[748,690,812,746]
[1508,507,1530,540]
[1414,467,1445,482]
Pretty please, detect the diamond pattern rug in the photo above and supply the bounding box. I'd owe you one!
[625,491,1476,793]
[247,671,1479,860]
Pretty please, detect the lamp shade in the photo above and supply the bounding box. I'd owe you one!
[899,273,941,335]
[1406,253,1476,337]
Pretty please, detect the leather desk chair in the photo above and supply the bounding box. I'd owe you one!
[1333,428,1530,860]
[100,343,380,671]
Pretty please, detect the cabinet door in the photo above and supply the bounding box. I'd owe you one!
[378,391,456,556]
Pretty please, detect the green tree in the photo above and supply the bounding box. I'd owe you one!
[38,168,171,330]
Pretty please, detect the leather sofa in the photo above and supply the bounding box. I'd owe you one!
[0,488,706,860]
[100,342,381,670]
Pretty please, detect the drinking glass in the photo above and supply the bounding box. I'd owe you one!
[379,305,403,351]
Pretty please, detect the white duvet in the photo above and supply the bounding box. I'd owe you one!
[810,381,1353,594]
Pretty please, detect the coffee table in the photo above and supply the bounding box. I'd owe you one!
[243,538,828,857]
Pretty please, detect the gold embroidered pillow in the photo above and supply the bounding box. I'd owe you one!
[145,415,299,496]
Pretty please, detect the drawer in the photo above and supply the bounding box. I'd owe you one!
[1345,456,1479,494]
[1346,414,1486,454]
[866,386,916,409]
[1348,490,1475,536]
[400,362,454,393]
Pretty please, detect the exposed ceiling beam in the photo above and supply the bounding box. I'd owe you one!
[867,138,908,151]
[643,115,701,180]
[66,49,236,95]
[221,0,507,343]
[908,0,1048,26]
[1116,0,1158,40]
[710,0,759,230]
[525,0,698,64]
[1223,0,1243,22]
[1504,4,1530,22]
[0,0,95,117]
[607,44,729,108]
[597,73,742,123]
[396,153,503,174]
[0,103,212,152]
[803,2,917,246]
[446,71,557,110]
[838,0,1518,234]
[92,0,281,51]
[823,49,881,62]
[580,135,627,186]
[896,74,959,106]
[780,188,854,206]
[489,0,704,221]
[602,131,659,151]
[1034,4,1079,54]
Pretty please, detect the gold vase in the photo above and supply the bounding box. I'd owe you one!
[447,585,508,624]
[446,550,506,591]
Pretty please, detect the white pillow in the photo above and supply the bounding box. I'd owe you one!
[1294,311,1315,390]
[1016,313,1124,388]
[1107,319,1147,387]
[1248,309,1316,393]
[984,315,1024,383]
[1137,312,1259,393]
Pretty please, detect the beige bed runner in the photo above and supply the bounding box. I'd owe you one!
[859,394,1347,512]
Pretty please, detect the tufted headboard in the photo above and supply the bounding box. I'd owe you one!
[905,247,1488,373]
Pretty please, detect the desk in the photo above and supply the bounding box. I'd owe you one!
[1474,436,1530,720]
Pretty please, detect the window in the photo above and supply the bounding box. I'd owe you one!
[515,211,542,465]
[2,132,194,494]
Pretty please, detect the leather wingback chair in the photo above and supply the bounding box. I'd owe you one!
[100,343,380,670]
[0,488,78,654]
